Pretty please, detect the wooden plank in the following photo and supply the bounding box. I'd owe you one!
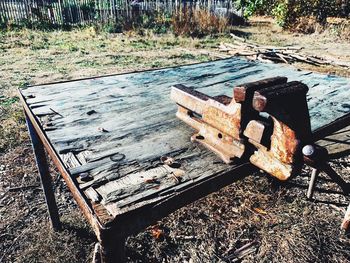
[313,113,350,142]
[317,127,350,157]
[61,152,81,169]
[85,187,102,203]
[96,164,185,204]
[21,58,350,130]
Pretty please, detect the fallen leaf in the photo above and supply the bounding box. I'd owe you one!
[150,226,164,240]
[253,207,267,215]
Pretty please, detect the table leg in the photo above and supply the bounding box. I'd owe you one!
[92,243,102,263]
[341,204,350,232]
[25,112,62,231]
[100,233,126,263]
[307,168,319,199]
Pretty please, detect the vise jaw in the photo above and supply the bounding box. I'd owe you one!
[171,77,312,181]
[244,81,312,180]
[170,84,244,163]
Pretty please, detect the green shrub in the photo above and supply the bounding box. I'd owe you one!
[236,0,276,18]
[272,1,289,27]
[96,11,171,34]
[238,0,350,29]
[102,17,124,33]
[138,12,171,34]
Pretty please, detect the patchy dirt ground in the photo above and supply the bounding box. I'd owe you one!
[0,18,349,262]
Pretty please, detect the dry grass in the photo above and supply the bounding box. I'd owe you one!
[0,23,349,262]
[293,17,323,34]
[172,9,229,37]
[2,146,349,262]
[326,18,350,41]
[0,146,95,263]
[128,164,350,262]
[290,16,350,41]
[242,17,350,77]
[0,28,229,155]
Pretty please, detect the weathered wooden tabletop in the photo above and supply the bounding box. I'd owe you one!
[19,57,350,227]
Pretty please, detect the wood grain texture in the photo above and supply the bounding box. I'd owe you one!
[20,57,350,221]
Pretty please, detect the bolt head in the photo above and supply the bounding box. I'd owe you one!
[302,145,315,156]
[80,172,92,182]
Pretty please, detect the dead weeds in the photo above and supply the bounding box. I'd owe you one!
[0,146,95,263]
[127,164,350,262]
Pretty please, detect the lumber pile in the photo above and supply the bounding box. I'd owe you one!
[219,34,350,69]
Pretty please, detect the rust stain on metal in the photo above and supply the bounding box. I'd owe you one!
[171,84,245,163]
[270,118,299,164]
[248,118,300,180]
[243,120,266,144]
[202,104,241,139]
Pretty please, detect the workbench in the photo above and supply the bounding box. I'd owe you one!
[19,57,350,262]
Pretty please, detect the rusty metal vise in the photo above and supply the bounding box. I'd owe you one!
[171,77,312,181]
[171,77,350,231]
